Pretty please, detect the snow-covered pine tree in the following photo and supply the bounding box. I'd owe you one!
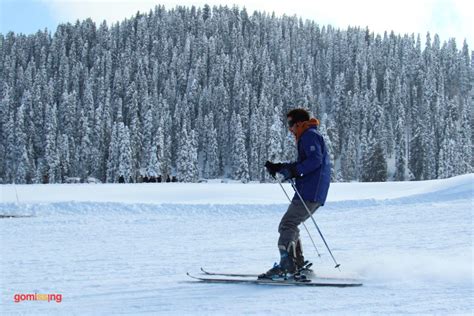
[58,134,70,182]
[268,106,283,163]
[158,99,172,179]
[146,137,161,180]
[2,88,17,182]
[341,127,358,181]
[332,72,345,156]
[154,123,165,180]
[248,103,261,181]
[177,120,199,182]
[393,76,407,181]
[361,139,388,182]
[78,110,92,182]
[143,106,154,177]
[318,114,335,179]
[117,122,133,183]
[45,102,60,183]
[340,92,359,181]
[361,74,387,182]
[232,113,249,182]
[438,98,458,178]
[14,103,29,184]
[203,113,219,179]
[0,6,471,183]
[457,97,472,174]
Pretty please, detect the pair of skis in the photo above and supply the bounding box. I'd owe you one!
[187,268,362,287]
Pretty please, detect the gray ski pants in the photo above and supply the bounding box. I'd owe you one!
[278,200,320,249]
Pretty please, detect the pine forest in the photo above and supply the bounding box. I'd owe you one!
[0,5,472,184]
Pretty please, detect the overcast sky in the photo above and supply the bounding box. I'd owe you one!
[1,0,472,48]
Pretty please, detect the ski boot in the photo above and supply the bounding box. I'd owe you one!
[295,238,313,275]
[258,243,306,281]
[257,262,288,280]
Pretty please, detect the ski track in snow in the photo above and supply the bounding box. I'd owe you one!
[0,175,473,314]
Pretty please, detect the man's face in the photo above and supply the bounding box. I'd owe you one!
[287,116,296,135]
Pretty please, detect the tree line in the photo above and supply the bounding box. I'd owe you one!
[0,4,472,184]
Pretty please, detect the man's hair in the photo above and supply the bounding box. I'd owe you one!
[286,108,310,123]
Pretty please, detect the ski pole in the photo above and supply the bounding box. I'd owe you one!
[289,178,341,269]
[274,176,321,258]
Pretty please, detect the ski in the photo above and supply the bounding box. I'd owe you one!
[187,273,362,287]
[200,267,256,277]
[200,267,360,282]
[0,214,34,218]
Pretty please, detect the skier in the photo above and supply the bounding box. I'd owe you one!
[259,108,331,279]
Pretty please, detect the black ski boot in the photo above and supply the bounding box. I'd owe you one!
[295,238,313,274]
[258,245,298,280]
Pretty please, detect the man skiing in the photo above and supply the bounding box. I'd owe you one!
[259,108,331,279]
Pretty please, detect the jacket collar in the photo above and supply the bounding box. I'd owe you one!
[293,118,319,142]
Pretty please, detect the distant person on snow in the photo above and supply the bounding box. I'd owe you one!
[260,108,331,279]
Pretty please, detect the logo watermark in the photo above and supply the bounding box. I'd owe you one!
[14,293,62,303]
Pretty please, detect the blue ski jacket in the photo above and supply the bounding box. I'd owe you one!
[285,126,331,205]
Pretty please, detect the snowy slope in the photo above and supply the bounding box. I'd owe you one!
[0,174,472,314]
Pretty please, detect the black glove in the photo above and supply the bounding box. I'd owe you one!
[280,164,299,181]
[265,161,283,177]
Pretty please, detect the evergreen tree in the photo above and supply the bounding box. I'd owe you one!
[45,103,60,183]
[361,140,388,182]
[394,77,407,181]
[458,98,472,174]
[177,121,199,182]
[268,106,283,163]
[58,134,70,182]
[117,122,133,183]
[154,124,165,179]
[0,5,471,183]
[107,119,120,183]
[146,139,161,179]
[203,113,219,179]
[14,103,29,183]
[248,104,261,181]
[78,110,92,181]
[232,113,249,182]
[318,114,335,180]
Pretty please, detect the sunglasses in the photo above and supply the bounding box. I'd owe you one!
[287,119,296,128]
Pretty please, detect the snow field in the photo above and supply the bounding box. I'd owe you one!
[0,174,472,314]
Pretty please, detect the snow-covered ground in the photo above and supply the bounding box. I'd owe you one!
[1,174,473,314]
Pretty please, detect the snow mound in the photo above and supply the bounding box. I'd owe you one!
[1,174,471,216]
